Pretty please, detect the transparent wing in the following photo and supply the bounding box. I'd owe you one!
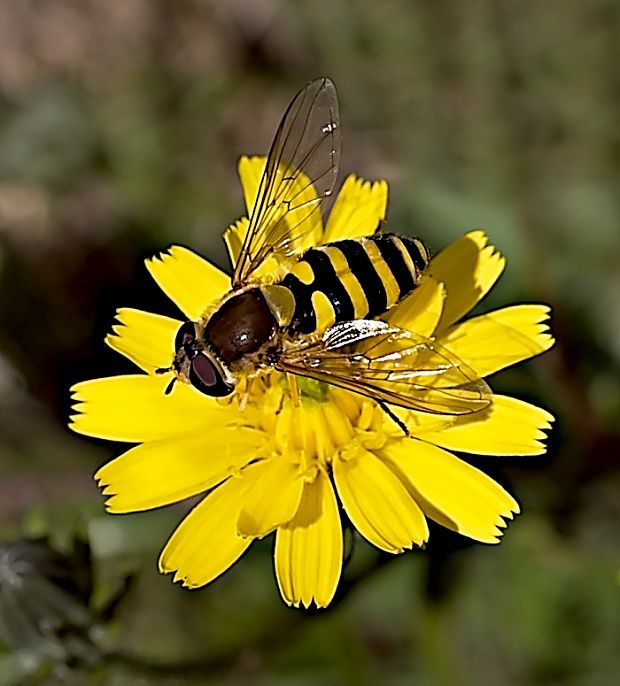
[277,320,492,415]
[232,77,341,286]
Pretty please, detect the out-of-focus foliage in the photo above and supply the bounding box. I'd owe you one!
[0,537,131,684]
[0,0,619,684]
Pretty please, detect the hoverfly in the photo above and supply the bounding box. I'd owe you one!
[157,78,491,417]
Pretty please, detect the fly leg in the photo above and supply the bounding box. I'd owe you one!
[378,401,410,436]
[287,373,301,408]
[237,377,254,412]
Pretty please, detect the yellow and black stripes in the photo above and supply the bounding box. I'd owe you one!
[280,233,428,335]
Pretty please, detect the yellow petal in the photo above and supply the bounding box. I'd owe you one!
[386,275,445,337]
[438,305,554,377]
[333,447,428,553]
[145,245,229,321]
[237,458,305,538]
[428,231,505,330]
[96,427,266,513]
[274,470,342,609]
[238,156,266,217]
[70,375,233,442]
[408,395,554,456]
[105,308,181,373]
[382,439,519,543]
[159,467,261,588]
[323,175,388,242]
[222,216,248,270]
[237,155,323,256]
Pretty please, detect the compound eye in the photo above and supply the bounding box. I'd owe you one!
[189,354,234,397]
[174,321,196,351]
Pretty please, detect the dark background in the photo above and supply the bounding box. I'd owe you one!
[1,1,619,684]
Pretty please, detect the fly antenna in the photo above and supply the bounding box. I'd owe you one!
[164,377,177,395]
[154,365,176,395]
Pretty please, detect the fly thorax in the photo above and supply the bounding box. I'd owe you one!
[204,288,278,365]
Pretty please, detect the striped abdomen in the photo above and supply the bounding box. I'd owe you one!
[279,233,429,335]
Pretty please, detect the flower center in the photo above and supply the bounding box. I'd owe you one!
[252,372,400,476]
[296,376,329,403]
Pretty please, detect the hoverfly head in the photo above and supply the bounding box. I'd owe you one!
[157,320,235,398]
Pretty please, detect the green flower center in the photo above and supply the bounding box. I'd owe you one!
[297,377,330,403]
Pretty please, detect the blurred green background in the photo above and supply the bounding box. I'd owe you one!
[1,1,619,684]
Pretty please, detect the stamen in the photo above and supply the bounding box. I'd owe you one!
[265,372,397,472]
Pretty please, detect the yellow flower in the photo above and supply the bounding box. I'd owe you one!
[70,157,554,609]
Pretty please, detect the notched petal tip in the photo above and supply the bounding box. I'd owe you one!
[103,308,180,373]
[69,380,89,397]
[238,154,263,167]
[465,229,489,244]
[103,499,126,515]
[68,415,90,435]
[430,230,508,330]
[537,314,556,353]
[144,245,230,321]
[171,569,184,583]
[323,173,389,242]
[95,475,111,491]
[538,303,552,315]
[144,245,186,271]
[161,560,200,589]
[348,174,388,201]
[504,506,519,520]
[464,229,503,259]
[487,500,521,538]
[144,247,171,269]
[104,333,124,358]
